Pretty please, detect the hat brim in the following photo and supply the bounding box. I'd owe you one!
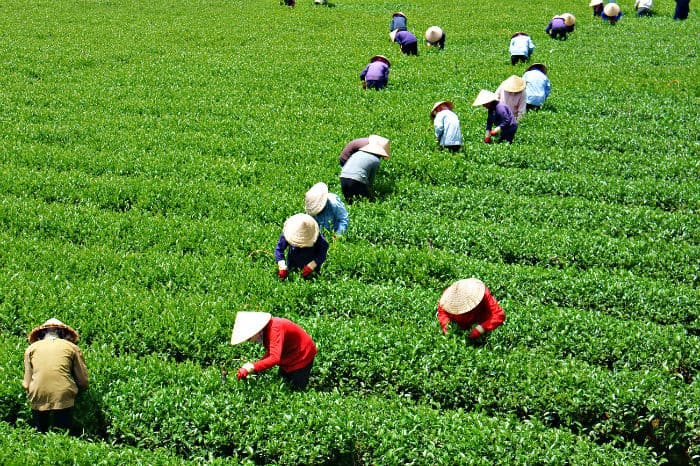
[370,55,390,66]
[231,312,272,345]
[430,101,454,119]
[526,63,547,75]
[359,143,390,159]
[472,91,498,107]
[28,322,79,343]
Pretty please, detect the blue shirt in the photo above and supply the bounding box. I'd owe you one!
[274,233,329,270]
[313,193,349,235]
[434,110,463,147]
[509,35,534,57]
[522,69,551,107]
[340,150,381,186]
[390,16,407,31]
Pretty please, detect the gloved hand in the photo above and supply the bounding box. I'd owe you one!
[302,265,313,278]
[490,129,499,136]
[237,363,255,381]
[469,325,485,339]
[484,136,491,144]
[278,269,288,280]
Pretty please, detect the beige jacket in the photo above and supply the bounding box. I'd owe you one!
[495,87,527,121]
[23,337,89,411]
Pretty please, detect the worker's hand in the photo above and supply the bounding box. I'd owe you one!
[484,136,491,144]
[302,261,317,278]
[490,128,500,136]
[469,325,485,339]
[236,368,249,380]
[441,323,448,335]
[278,269,288,280]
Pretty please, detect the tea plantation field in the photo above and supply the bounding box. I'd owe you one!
[0,0,698,463]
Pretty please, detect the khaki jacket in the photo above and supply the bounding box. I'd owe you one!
[23,337,89,411]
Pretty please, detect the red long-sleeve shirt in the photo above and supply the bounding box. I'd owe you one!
[253,318,317,373]
[436,286,506,335]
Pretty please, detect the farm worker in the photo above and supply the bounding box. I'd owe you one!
[545,15,568,40]
[339,134,391,204]
[589,0,605,17]
[602,3,622,23]
[390,29,419,56]
[634,0,652,16]
[430,101,462,152]
[673,0,689,19]
[339,136,371,166]
[360,55,390,90]
[304,182,349,235]
[562,13,576,32]
[509,32,535,65]
[231,312,317,390]
[425,26,446,49]
[22,318,89,433]
[472,89,518,144]
[275,213,328,280]
[436,278,506,338]
[390,11,407,31]
[522,63,551,111]
[495,75,527,121]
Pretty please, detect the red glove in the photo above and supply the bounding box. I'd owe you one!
[484,136,491,144]
[441,323,448,335]
[278,269,288,280]
[469,328,483,339]
[302,265,313,278]
[489,129,498,136]
[236,368,249,380]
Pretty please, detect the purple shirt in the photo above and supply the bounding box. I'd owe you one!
[545,17,567,33]
[393,30,417,46]
[339,137,369,166]
[486,102,517,132]
[360,61,390,82]
[274,233,329,270]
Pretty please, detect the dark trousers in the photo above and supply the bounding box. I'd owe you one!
[439,145,461,153]
[549,27,567,40]
[674,0,689,19]
[498,125,518,144]
[401,42,418,55]
[526,103,541,112]
[340,177,370,205]
[33,408,73,433]
[511,55,528,65]
[637,7,651,15]
[279,361,314,390]
[365,79,387,90]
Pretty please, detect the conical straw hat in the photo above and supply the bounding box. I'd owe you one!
[472,89,499,106]
[604,3,620,16]
[389,29,399,42]
[525,63,548,75]
[430,101,453,119]
[589,0,603,6]
[359,134,391,159]
[425,26,443,43]
[500,75,526,93]
[231,311,272,345]
[28,318,79,343]
[439,279,486,315]
[370,55,391,66]
[283,213,319,247]
[562,13,576,26]
[305,182,329,216]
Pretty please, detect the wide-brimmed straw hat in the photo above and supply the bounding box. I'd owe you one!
[283,213,319,248]
[392,11,406,18]
[439,279,486,315]
[430,100,453,119]
[28,318,79,343]
[231,311,272,345]
[500,75,526,93]
[511,31,529,38]
[589,0,603,6]
[359,134,391,159]
[604,3,620,16]
[370,55,391,66]
[305,182,329,216]
[389,29,399,42]
[472,89,499,106]
[425,26,443,43]
[562,13,576,26]
[525,63,548,75]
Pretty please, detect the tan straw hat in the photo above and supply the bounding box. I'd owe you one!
[526,63,548,75]
[589,0,603,6]
[305,182,329,216]
[430,101,453,119]
[392,11,406,18]
[389,29,399,42]
[604,3,620,16]
[562,13,576,26]
[439,278,486,315]
[472,89,499,107]
[231,311,272,345]
[370,55,391,66]
[425,26,443,43]
[28,318,79,343]
[359,134,391,159]
[283,213,319,248]
[500,75,526,93]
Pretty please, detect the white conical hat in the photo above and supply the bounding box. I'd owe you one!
[430,101,453,119]
[425,26,443,43]
[500,75,526,93]
[28,318,79,343]
[604,3,620,16]
[562,13,576,26]
[283,213,320,247]
[305,182,329,216]
[359,134,391,159]
[231,311,272,345]
[589,0,603,6]
[439,279,486,315]
[389,29,399,42]
[472,89,498,106]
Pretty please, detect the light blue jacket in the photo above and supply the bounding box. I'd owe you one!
[313,193,349,235]
[434,110,463,147]
[509,35,535,57]
[522,69,551,107]
[340,150,381,186]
